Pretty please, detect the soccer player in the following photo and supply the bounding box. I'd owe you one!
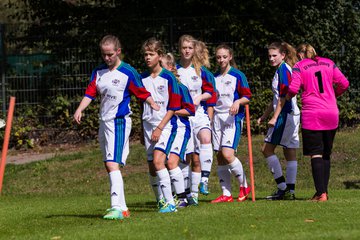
[211,44,252,203]
[161,52,196,208]
[287,44,349,201]
[73,35,159,220]
[176,35,216,205]
[257,42,300,200]
[141,38,182,213]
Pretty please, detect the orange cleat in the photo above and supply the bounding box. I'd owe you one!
[311,193,328,202]
[237,186,251,202]
[122,209,131,218]
[211,195,233,203]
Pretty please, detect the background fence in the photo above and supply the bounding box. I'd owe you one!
[0,17,359,146]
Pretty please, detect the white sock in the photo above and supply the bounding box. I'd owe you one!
[190,171,201,197]
[286,160,297,193]
[156,168,175,205]
[179,162,190,191]
[169,167,185,195]
[199,143,213,183]
[228,158,244,186]
[266,155,286,190]
[217,165,231,196]
[109,170,127,211]
[149,174,162,201]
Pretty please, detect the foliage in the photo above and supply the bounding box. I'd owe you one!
[1,0,359,149]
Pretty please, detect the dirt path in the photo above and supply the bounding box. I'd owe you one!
[5,143,91,165]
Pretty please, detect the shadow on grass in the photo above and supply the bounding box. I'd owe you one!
[343,180,360,189]
[45,214,103,219]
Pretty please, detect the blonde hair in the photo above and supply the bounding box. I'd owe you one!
[142,37,165,57]
[99,35,121,50]
[215,43,238,69]
[194,40,210,68]
[162,52,181,83]
[162,52,176,71]
[268,41,298,67]
[297,43,317,60]
[178,34,202,75]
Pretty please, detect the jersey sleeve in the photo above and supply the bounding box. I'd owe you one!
[128,69,151,102]
[332,64,349,97]
[180,84,195,116]
[166,72,181,111]
[288,63,302,98]
[278,64,291,97]
[84,69,98,100]
[236,72,252,100]
[201,67,216,106]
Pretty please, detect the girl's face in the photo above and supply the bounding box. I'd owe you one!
[180,40,195,61]
[268,48,285,67]
[216,48,232,71]
[101,43,121,69]
[144,49,161,69]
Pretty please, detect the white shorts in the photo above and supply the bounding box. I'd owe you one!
[264,112,300,148]
[212,113,243,151]
[169,126,191,163]
[186,112,212,154]
[143,121,176,161]
[99,116,131,166]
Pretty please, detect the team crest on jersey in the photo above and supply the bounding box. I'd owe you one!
[225,80,232,86]
[157,85,165,93]
[191,76,199,82]
[112,79,121,86]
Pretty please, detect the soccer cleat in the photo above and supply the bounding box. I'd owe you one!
[187,196,199,206]
[211,195,233,203]
[157,198,166,209]
[103,208,124,220]
[266,188,286,200]
[311,193,328,202]
[122,209,131,218]
[159,203,177,213]
[237,186,251,202]
[283,190,296,200]
[177,198,188,208]
[199,182,210,195]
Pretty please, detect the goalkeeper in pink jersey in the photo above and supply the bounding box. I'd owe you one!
[287,44,349,201]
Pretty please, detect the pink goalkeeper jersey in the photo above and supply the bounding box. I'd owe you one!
[288,57,349,130]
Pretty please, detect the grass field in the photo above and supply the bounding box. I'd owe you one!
[1,127,360,239]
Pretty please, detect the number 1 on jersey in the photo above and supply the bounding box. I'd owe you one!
[315,71,324,93]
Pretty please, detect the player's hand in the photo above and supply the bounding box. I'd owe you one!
[193,95,202,106]
[229,103,239,115]
[257,116,264,125]
[73,110,82,124]
[151,103,160,111]
[268,117,276,127]
[151,127,162,142]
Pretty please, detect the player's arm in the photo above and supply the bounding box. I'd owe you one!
[151,110,175,142]
[268,97,285,127]
[332,64,349,97]
[74,97,92,124]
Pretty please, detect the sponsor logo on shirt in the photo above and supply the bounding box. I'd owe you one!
[220,93,231,97]
[155,101,165,105]
[106,94,117,101]
[225,80,232,86]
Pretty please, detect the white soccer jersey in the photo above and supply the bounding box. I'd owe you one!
[271,62,300,115]
[85,62,150,121]
[141,68,181,128]
[176,64,214,116]
[214,67,251,115]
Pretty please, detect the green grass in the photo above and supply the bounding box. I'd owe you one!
[1,128,360,239]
